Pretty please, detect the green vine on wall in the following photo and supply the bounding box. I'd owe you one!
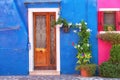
[73,20,92,65]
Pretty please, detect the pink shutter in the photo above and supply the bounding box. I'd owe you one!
[98,11,104,31]
[116,11,120,31]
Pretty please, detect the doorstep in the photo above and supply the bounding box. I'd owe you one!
[29,70,60,75]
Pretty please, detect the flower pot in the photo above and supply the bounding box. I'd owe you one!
[80,69,91,77]
[63,27,69,32]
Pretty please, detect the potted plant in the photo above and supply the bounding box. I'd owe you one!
[104,24,115,31]
[73,20,96,77]
[76,64,96,77]
[55,17,71,32]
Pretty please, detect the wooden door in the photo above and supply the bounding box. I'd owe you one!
[33,12,56,70]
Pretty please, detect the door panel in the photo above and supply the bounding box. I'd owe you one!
[33,12,56,70]
[35,49,47,66]
[50,15,56,65]
[36,16,46,48]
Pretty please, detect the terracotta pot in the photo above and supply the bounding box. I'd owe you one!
[80,69,91,77]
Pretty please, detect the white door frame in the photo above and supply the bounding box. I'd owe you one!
[28,8,60,72]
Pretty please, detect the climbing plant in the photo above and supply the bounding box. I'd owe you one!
[73,20,92,65]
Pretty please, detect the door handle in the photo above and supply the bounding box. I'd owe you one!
[35,48,45,52]
[40,49,45,53]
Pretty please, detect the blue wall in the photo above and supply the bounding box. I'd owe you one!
[60,0,98,74]
[0,0,28,75]
[0,0,98,75]
[87,0,98,64]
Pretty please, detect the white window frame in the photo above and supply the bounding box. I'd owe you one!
[99,8,120,11]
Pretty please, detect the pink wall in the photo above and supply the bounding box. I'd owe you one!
[98,39,112,65]
[98,0,120,8]
[98,0,120,65]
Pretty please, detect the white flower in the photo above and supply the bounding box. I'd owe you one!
[79,23,82,26]
[79,29,81,32]
[79,26,81,29]
[76,23,82,26]
[76,23,79,25]
[73,30,77,33]
[85,22,87,25]
[78,45,80,47]
[81,47,83,50]
[57,23,63,27]
[74,46,77,48]
[68,23,72,26]
[87,44,89,47]
[86,29,91,32]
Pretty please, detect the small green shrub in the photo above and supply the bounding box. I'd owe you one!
[109,44,120,64]
[99,62,120,78]
[99,44,120,78]
[98,32,120,44]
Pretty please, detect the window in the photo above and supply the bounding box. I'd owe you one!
[104,11,116,31]
[104,12,115,25]
[98,11,120,31]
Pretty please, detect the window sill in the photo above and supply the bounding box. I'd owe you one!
[99,31,120,34]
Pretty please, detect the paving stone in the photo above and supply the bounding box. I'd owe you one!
[0,75,120,80]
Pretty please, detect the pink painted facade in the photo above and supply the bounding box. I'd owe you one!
[98,0,120,8]
[98,39,112,65]
[98,0,120,65]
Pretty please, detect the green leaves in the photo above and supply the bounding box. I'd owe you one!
[104,24,115,31]
[109,44,120,64]
[99,62,120,78]
[98,32,120,44]
[55,17,69,27]
[74,20,92,65]
[99,44,120,78]
[74,21,96,76]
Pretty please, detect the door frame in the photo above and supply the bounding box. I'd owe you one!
[28,8,60,72]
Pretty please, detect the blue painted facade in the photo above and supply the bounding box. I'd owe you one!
[60,0,98,74]
[0,0,98,75]
[0,0,28,75]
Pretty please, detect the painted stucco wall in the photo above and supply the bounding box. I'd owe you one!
[98,0,120,65]
[98,39,112,65]
[98,0,120,8]
[0,0,98,75]
[60,0,98,74]
[0,0,28,75]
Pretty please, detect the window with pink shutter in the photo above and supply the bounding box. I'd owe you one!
[98,11,104,31]
[98,11,120,31]
[116,11,120,31]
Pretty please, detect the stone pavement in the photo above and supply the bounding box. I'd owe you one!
[0,75,120,80]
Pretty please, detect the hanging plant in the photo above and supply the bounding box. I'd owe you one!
[53,17,72,32]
